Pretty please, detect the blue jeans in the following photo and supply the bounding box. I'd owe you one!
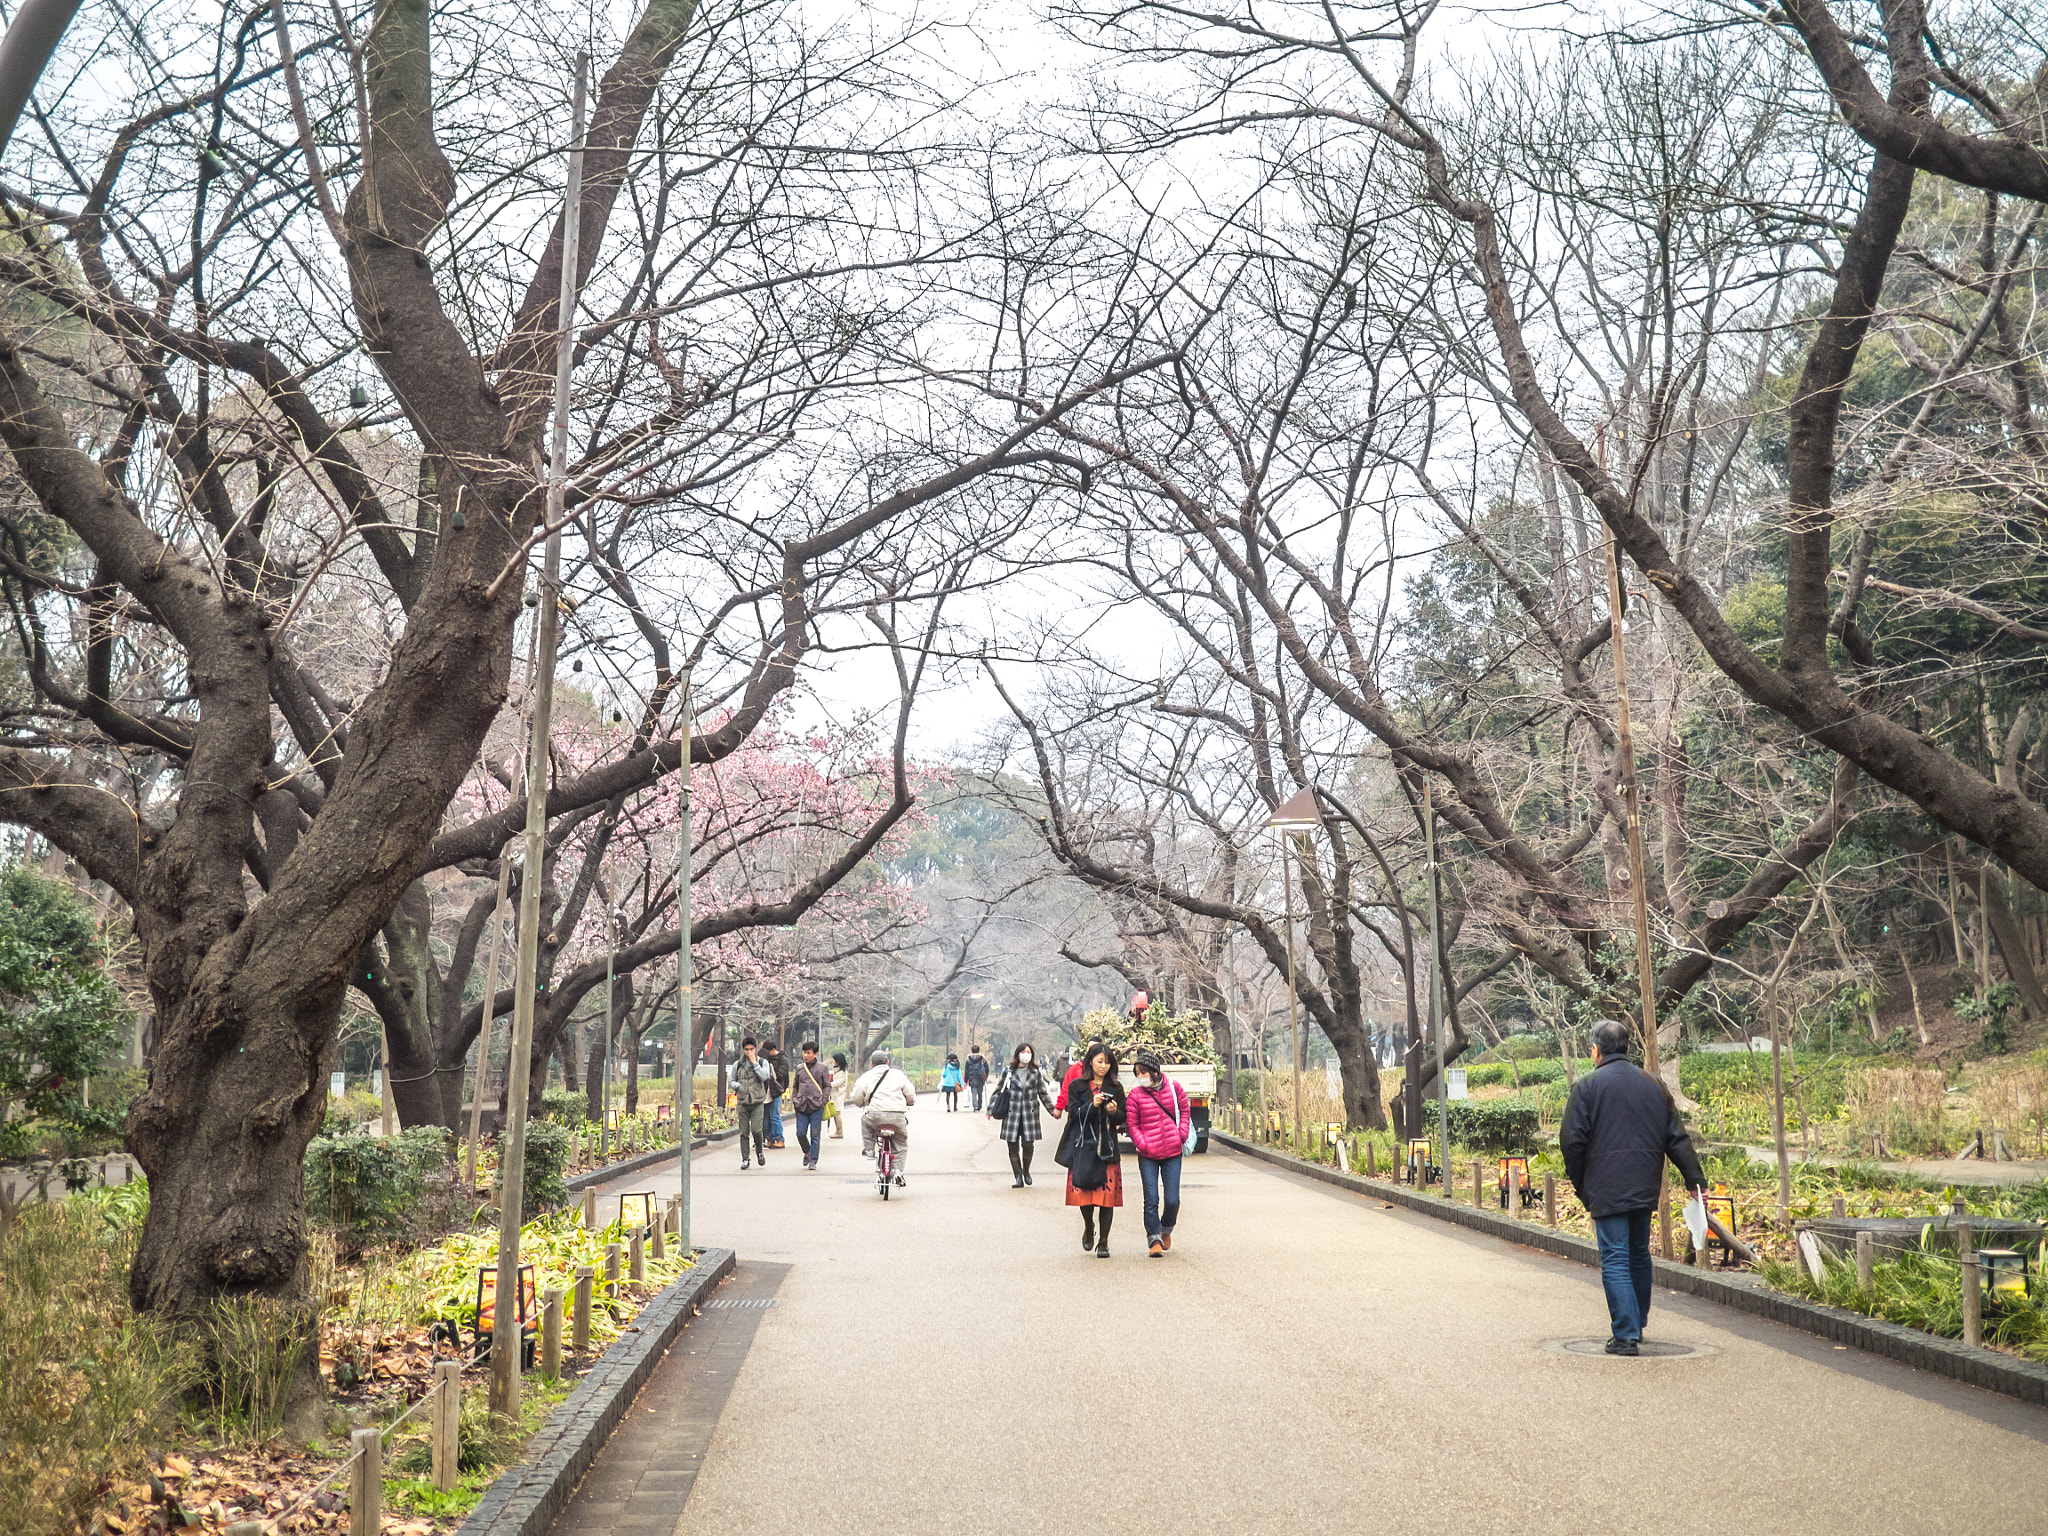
[765,1097,785,1143]
[794,1107,824,1164]
[1594,1210,1654,1343]
[1138,1154,1183,1242]
[970,1083,984,1111]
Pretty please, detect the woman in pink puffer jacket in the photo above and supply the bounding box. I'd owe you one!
[1125,1050,1191,1257]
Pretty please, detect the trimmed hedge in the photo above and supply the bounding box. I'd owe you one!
[1463,1059,1565,1090]
[1440,1100,1540,1152]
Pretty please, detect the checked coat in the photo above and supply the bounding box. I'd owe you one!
[997,1063,1057,1142]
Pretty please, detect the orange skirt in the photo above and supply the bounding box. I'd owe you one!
[1065,1161,1124,1208]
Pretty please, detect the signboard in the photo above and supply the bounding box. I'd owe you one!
[370,1068,382,1096]
[1447,1067,1468,1100]
[1324,1060,1341,1094]
[330,1071,346,1098]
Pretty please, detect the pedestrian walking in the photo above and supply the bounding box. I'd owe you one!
[964,1046,989,1112]
[1561,1018,1710,1355]
[849,1049,917,1185]
[1058,1043,1125,1257]
[763,1043,790,1148]
[993,1043,1056,1187]
[1052,1045,1086,1113]
[827,1051,848,1138]
[940,1053,963,1111]
[1126,1050,1191,1257]
[732,1037,774,1168]
[791,1040,832,1169]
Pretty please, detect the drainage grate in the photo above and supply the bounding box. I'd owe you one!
[705,1297,778,1310]
[1548,1337,1717,1359]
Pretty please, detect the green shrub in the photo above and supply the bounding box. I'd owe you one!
[517,1119,572,1219]
[540,1087,591,1125]
[1464,1059,1565,1089]
[1079,1003,1222,1066]
[322,1087,385,1135]
[305,1125,452,1240]
[1441,1100,1540,1151]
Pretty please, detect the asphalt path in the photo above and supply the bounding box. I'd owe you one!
[576,1095,2048,1536]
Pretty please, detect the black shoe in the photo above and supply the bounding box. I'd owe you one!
[1023,1171,1033,1186]
[1082,1225,1095,1252]
[1012,1176,1024,1188]
[1095,1243,1110,1258]
[1605,1339,1639,1356]
[740,1160,750,1169]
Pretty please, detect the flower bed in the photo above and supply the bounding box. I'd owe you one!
[1,1175,698,1536]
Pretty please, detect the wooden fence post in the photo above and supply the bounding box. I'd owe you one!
[572,1265,593,1353]
[542,1287,563,1380]
[1365,1141,1375,1178]
[630,1228,645,1283]
[349,1427,381,1536]
[1855,1231,1874,1294]
[1472,1159,1483,1210]
[430,1359,460,1492]
[584,1187,598,1228]
[651,1209,665,1261]
[1831,1196,1845,1218]
[1962,1255,1983,1347]
[1544,1173,1556,1228]
[605,1241,622,1305]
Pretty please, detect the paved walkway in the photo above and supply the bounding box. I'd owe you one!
[570,1101,2047,1536]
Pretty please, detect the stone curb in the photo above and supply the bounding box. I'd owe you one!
[1213,1131,2048,1409]
[453,1247,738,1536]
[564,1129,737,1193]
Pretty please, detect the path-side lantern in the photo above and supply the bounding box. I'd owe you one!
[1979,1248,2030,1307]
[1496,1156,1531,1210]
[617,1191,655,1236]
[1704,1183,1737,1266]
[474,1263,537,1369]
[654,1102,672,1123]
[1405,1138,1434,1187]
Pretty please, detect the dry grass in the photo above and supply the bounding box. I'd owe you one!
[1975,1065,2048,1157]
[1844,1067,1950,1156]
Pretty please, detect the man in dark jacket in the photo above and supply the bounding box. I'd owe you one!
[964,1047,990,1112]
[1561,1018,1709,1355]
[763,1043,790,1149]
[790,1041,832,1171]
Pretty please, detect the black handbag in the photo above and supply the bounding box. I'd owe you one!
[988,1070,1013,1121]
[1069,1114,1112,1190]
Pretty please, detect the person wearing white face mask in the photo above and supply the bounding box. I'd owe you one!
[992,1042,1056,1187]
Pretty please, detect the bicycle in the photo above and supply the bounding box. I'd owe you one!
[875,1125,901,1198]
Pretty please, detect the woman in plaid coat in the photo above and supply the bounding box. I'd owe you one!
[996,1043,1057,1187]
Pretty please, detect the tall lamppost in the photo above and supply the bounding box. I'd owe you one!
[1265,787,1323,1149]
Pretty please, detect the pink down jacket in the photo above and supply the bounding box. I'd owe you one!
[1125,1079,1190,1159]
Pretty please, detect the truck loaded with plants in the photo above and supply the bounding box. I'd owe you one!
[1082,1000,1221,1153]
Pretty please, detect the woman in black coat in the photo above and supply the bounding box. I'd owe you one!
[1059,1043,1126,1256]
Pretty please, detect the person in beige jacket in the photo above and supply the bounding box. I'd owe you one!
[849,1049,916,1184]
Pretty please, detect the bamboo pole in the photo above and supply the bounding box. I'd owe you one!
[490,51,587,1422]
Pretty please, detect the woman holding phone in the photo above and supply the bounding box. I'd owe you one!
[1060,1042,1125,1256]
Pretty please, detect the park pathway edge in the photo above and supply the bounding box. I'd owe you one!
[1212,1131,2048,1408]
[451,1247,737,1536]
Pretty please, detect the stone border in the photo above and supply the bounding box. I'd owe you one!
[564,1129,737,1193]
[454,1247,738,1536]
[1214,1131,2048,1409]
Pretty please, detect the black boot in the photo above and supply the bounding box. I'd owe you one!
[1021,1140,1034,1185]
[1008,1142,1024,1187]
[1081,1210,1095,1252]
[1096,1208,1113,1257]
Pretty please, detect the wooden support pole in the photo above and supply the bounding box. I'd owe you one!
[1658,1169,1673,1259]
[541,1287,563,1380]
[1856,1230,1874,1293]
[1832,1196,1846,1218]
[572,1265,592,1353]
[651,1210,665,1261]
[605,1241,621,1305]
[583,1187,597,1229]
[1365,1141,1375,1178]
[430,1359,460,1492]
[1962,1255,1983,1347]
[1956,1217,1973,1259]
[1472,1159,1484,1210]
[629,1228,645,1283]
[349,1427,382,1536]
[1544,1173,1557,1228]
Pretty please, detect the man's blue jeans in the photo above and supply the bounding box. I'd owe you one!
[1138,1154,1183,1242]
[765,1096,785,1144]
[794,1107,824,1165]
[1594,1209,1654,1343]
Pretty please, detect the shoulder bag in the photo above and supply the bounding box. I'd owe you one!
[987,1070,1013,1122]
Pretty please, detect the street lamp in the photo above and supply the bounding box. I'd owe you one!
[1265,787,1322,1152]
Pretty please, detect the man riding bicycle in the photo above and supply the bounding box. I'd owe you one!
[849,1049,916,1185]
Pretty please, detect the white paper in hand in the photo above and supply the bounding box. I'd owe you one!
[1683,1192,1709,1256]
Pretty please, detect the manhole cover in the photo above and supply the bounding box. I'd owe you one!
[1549,1338,1717,1359]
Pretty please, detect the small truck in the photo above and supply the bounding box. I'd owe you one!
[1121,1060,1216,1154]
